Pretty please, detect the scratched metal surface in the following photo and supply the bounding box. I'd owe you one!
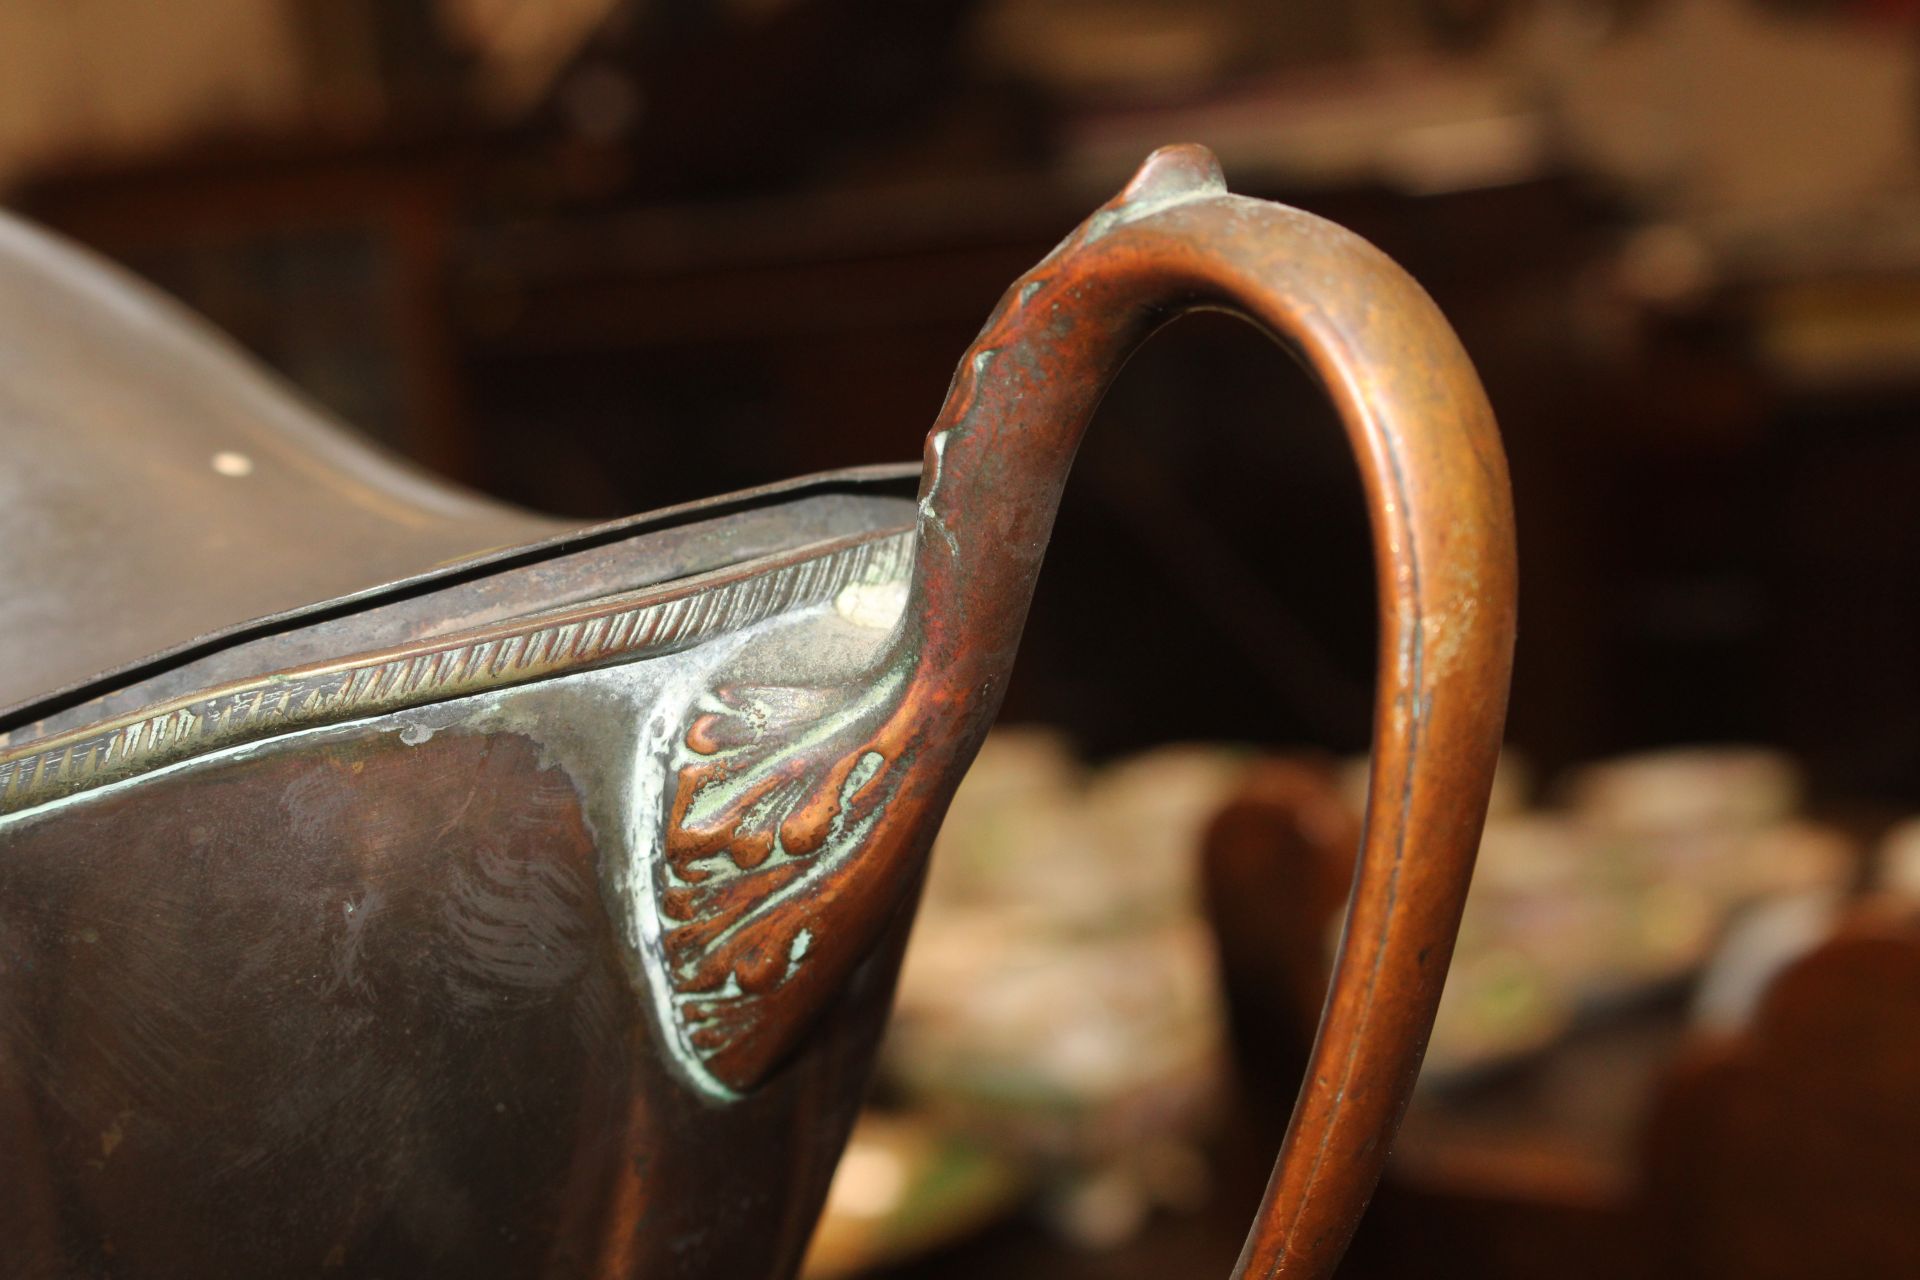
[0,585,912,1278]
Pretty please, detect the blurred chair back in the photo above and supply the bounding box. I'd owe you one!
[1637,903,1920,1280]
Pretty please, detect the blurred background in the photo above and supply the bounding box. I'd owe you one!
[10,0,1920,1274]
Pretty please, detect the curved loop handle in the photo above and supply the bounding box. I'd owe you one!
[905,145,1517,1277]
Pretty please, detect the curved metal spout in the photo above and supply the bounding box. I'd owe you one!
[654,147,1515,1280]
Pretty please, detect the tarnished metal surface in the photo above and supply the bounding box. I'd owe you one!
[647,146,1517,1277]
[0,145,1516,1279]
[0,528,914,814]
[0,211,567,716]
[0,609,906,1277]
[0,483,918,742]
[0,205,920,725]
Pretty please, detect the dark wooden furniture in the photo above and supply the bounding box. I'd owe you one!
[1636,903,1920,1279]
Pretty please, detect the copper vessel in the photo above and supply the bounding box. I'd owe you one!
[0,146,1515,1278]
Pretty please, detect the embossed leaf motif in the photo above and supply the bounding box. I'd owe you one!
[659,667,908,1079]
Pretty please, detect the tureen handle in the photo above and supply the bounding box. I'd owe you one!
[904,144,1517,1277]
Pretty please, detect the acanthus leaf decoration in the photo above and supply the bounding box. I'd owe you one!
[654,660,923,1091]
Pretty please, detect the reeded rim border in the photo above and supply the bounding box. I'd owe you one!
[0,528,914,817]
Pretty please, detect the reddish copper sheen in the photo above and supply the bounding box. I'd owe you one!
[0,144,1512,1278]
[964,143,1517,1278]
[661,143,1515,1275]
